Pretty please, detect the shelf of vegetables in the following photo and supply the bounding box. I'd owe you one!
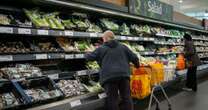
[0,1,208,110]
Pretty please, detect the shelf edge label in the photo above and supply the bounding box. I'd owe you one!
[70,100,82,107]
[98,93,107,99]
[64,31,74,36]
[35,54,47,60]
[37,30,49,35]
[18,28,31,34]
[0,55,13,61]
[0,27,13,34]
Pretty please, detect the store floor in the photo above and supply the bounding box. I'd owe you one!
[134,78,208,110]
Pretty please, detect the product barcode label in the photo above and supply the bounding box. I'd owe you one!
[35,54,47,60]
[0,27,13,34]
[149,38,154,41]
[75,54,84,58]
[65,54,74,59]
[48,74,59,80]
[18,28,31,34]
[0,55,13,61]
[90,33,97,37]
[64,31,74,36]
[98,93,107,99]
[76,70,87,76]
[70,100,81,107]
[37,30,49,35]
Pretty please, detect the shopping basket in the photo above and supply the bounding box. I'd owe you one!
[148,64,172,110]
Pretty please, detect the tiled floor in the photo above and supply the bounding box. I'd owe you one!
[137,80,208,110]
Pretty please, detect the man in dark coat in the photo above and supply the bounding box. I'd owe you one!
[183,33,201,92]
[85,30,139,110]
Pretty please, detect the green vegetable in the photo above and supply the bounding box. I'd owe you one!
[62,19,76,29]
[120,23,130,35]
[43,12,64,29]
[24,9,49,27]
[86,61,99,70]
[87,23,102,33]
[100,18,119,31]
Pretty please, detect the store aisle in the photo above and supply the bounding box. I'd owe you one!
[148,80,208,110]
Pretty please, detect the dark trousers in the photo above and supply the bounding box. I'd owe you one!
[186,66,197,91]
[103,78,133,110]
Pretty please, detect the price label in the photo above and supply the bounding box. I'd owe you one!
[75,54,84,58]
[0,55,13,61]
[133,37,139,41]
[48,74,59,79]
[0,27,13,34]
[37,30,49,35]
[150,38,154,41]
[120,36,127,40]
[65,54,74,59]
[76,70,87,76]
[35,54,47,60]
[128,37,133,40]
[64,31,74,36]
[144,38,148,41]
[70,100,81,107]
[18,28,31,34]
[98,93,107,99]
[90,33,97,37]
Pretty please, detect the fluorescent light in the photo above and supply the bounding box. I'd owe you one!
[178,0,183,3]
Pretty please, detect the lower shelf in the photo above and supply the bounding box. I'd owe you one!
[27,66,208,110]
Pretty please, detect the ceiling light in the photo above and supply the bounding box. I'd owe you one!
[178,0,183,3]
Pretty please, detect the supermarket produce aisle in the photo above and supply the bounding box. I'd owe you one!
[142,79,208,110]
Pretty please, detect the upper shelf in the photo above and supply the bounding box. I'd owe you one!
[35,0,208,33]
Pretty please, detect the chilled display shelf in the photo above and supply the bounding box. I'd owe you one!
[0,26,155,42]
[0,51,184,62]
[36,0,208,33]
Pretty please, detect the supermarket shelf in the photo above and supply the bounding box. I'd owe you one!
[0,26,155,42]
[36,0,208,33]
[192,38,208,41]
[27,92,106,110]
[154,42,184,46]
[140,52,180,56]
[0,53,86,62]
[156,33,182,39]
[0,51,183,62]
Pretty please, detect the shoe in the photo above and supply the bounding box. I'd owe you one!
[182,88,192,92]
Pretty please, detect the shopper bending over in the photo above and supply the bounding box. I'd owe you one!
[183,33,201,92]
[85,30,139,110]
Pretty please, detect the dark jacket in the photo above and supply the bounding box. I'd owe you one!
[184,40,201,67]
[85,40,139,85]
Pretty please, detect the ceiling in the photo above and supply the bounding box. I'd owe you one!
[159,0,208,19]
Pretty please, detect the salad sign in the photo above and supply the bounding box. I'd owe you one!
[129,0,173,21]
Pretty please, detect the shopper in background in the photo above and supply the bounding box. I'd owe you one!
[183,33,201,92]
[85,30,139,110]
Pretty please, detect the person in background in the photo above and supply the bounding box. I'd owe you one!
[183,33,201,92]
[85,30,139,110]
